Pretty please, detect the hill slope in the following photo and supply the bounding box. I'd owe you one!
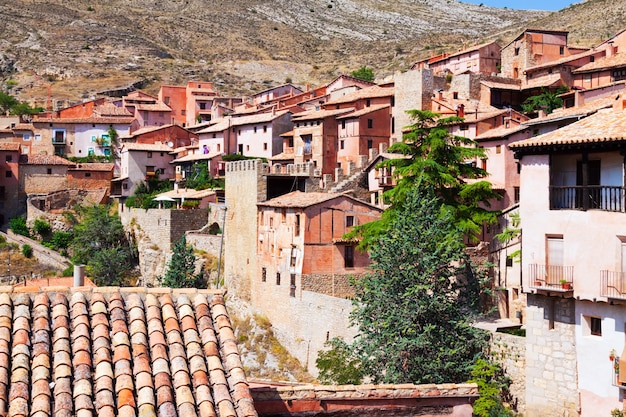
[0,0,612,104]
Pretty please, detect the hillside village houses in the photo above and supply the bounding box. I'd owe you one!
[5,26,626,417]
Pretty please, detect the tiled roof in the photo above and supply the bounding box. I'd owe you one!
[480,79,522,91]
[522,73,563,90]
[0,287,257,417]
[522,95,616,126]
[292,108,355,122]
[524,48,600,73]
[95,103,134,117]
[230,111,289,127]
[196,120,231,135]
[122,125,179,138]
[170,152,221,163]
[69,163,115,172]
[336,104,390,119]
[325,86,394,105]
[122,142,174,152]
[0,142,21,151]
[268,152,295,161]
[474,124,528,140]
[258,191,342,208]
[573,52,626,73]
[12,124,34,131]
[510,108,626,149]
[32,116,133,125]
[19,154,76,166]
[134,102,172,112]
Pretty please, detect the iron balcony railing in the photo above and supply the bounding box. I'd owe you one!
[550,185,626,212]
[528,263,574,290]
[601,270,626,299]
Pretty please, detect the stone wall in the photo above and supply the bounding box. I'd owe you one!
[490,331,526,414]
[525,294,578,417]
[119,206,209,285]
[393,69,433,143]
[224,159,266,300]
[301,273,361,298]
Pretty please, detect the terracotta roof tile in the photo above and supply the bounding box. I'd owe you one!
[0,288,257,417]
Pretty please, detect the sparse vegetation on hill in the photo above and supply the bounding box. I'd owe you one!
[0,0,550,105]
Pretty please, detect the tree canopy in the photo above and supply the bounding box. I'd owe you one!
[160,235,204,288]
[70,204,135,285]
[521,86,568,115]
[348,186,487,384]
[351,109,500,247]
[0,91,43,116]
[349,66,375,82]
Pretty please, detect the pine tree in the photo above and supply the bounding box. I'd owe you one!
[160,235,204,288]
[350,186,487,384]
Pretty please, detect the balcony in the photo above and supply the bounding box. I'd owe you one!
[601,270,626,300]
[527,264,574,292]
[550,186,625,212]
[378,175,394,187]
[51,136,66,145]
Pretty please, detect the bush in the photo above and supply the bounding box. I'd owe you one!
[51,231,73,250]
[9,217,29,237]
[21,244,33,258]
[33,218,51,238]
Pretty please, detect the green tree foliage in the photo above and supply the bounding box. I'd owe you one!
[9,216,30,237]
[184,162,222,190]
[316,338,364,385]
[521,86,568,115]
[0,92,18,114]
[33,218,52,239]
[70,204,135,286]
[21,244,33,258]
[470,359,515,417]
[349,186,488,384]
[125,179,173,209]
[352,110,500,247]
[349,66,375,82]
[160,235,204,288]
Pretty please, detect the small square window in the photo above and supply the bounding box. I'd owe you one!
[85,172,91,178]
[340,140,345,150]
[47,168,52,175]
[147,152,153,158]
[262,268,267,282]
[5,171,11,178]
[263,125,267,133]
[346,215,354,227]
[496,145,501,154]
[263,143,268,151]
[367,119,373,129]
[5,155,12,162]
[584,316,602,336]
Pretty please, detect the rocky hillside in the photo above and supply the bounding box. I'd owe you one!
[1,0,616,105]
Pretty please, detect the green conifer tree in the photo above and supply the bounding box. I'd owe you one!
[160,235,204,288]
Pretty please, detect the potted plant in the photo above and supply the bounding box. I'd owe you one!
[560,279,572,290]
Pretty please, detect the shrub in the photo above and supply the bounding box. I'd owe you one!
[22,244,33,258]
[51,231,73,250]
[9,217,29,237]
[33,218,51,238]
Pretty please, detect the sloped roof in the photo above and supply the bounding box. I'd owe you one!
[292,108,355,122]
[336,104,390,119]
[522,73,563,90]
[325,86,394,105]
[95,102,133,117]
[121,142,173,152]
[19,154,75,165]
[31,116,133,125]
[524,48,600,73]
[522,95,616,126]
[230,111,290,126]
[196,119,231,134]
[573,52,626,73]
[170,152,221,163]
[474,124,528,140]
[510,108,626,149]
[0,142,21,151]
[0,288,257,417]
[134,102,172,112]
[258,190,382,212]
[69,163,115,172]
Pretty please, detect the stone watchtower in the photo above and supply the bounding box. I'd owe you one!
[392,68,434,144]
[223,159,267,300]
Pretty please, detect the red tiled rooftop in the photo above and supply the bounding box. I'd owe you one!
[0,287,257,417]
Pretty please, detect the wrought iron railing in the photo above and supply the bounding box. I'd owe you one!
[550,186,626,212]
[528,264,574,290]
[601,270,626,299]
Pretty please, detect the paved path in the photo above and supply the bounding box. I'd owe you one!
[0,229,71,272]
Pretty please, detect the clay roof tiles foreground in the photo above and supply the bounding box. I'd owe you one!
[0,287,257,417]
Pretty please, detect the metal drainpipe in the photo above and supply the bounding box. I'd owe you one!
[216,206,227,288]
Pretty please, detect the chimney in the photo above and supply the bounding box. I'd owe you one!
[575,91,585,108]
[438,90,443,100]
[607,41,615,57]
[73,264,85,287]
[456,104,465,118]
